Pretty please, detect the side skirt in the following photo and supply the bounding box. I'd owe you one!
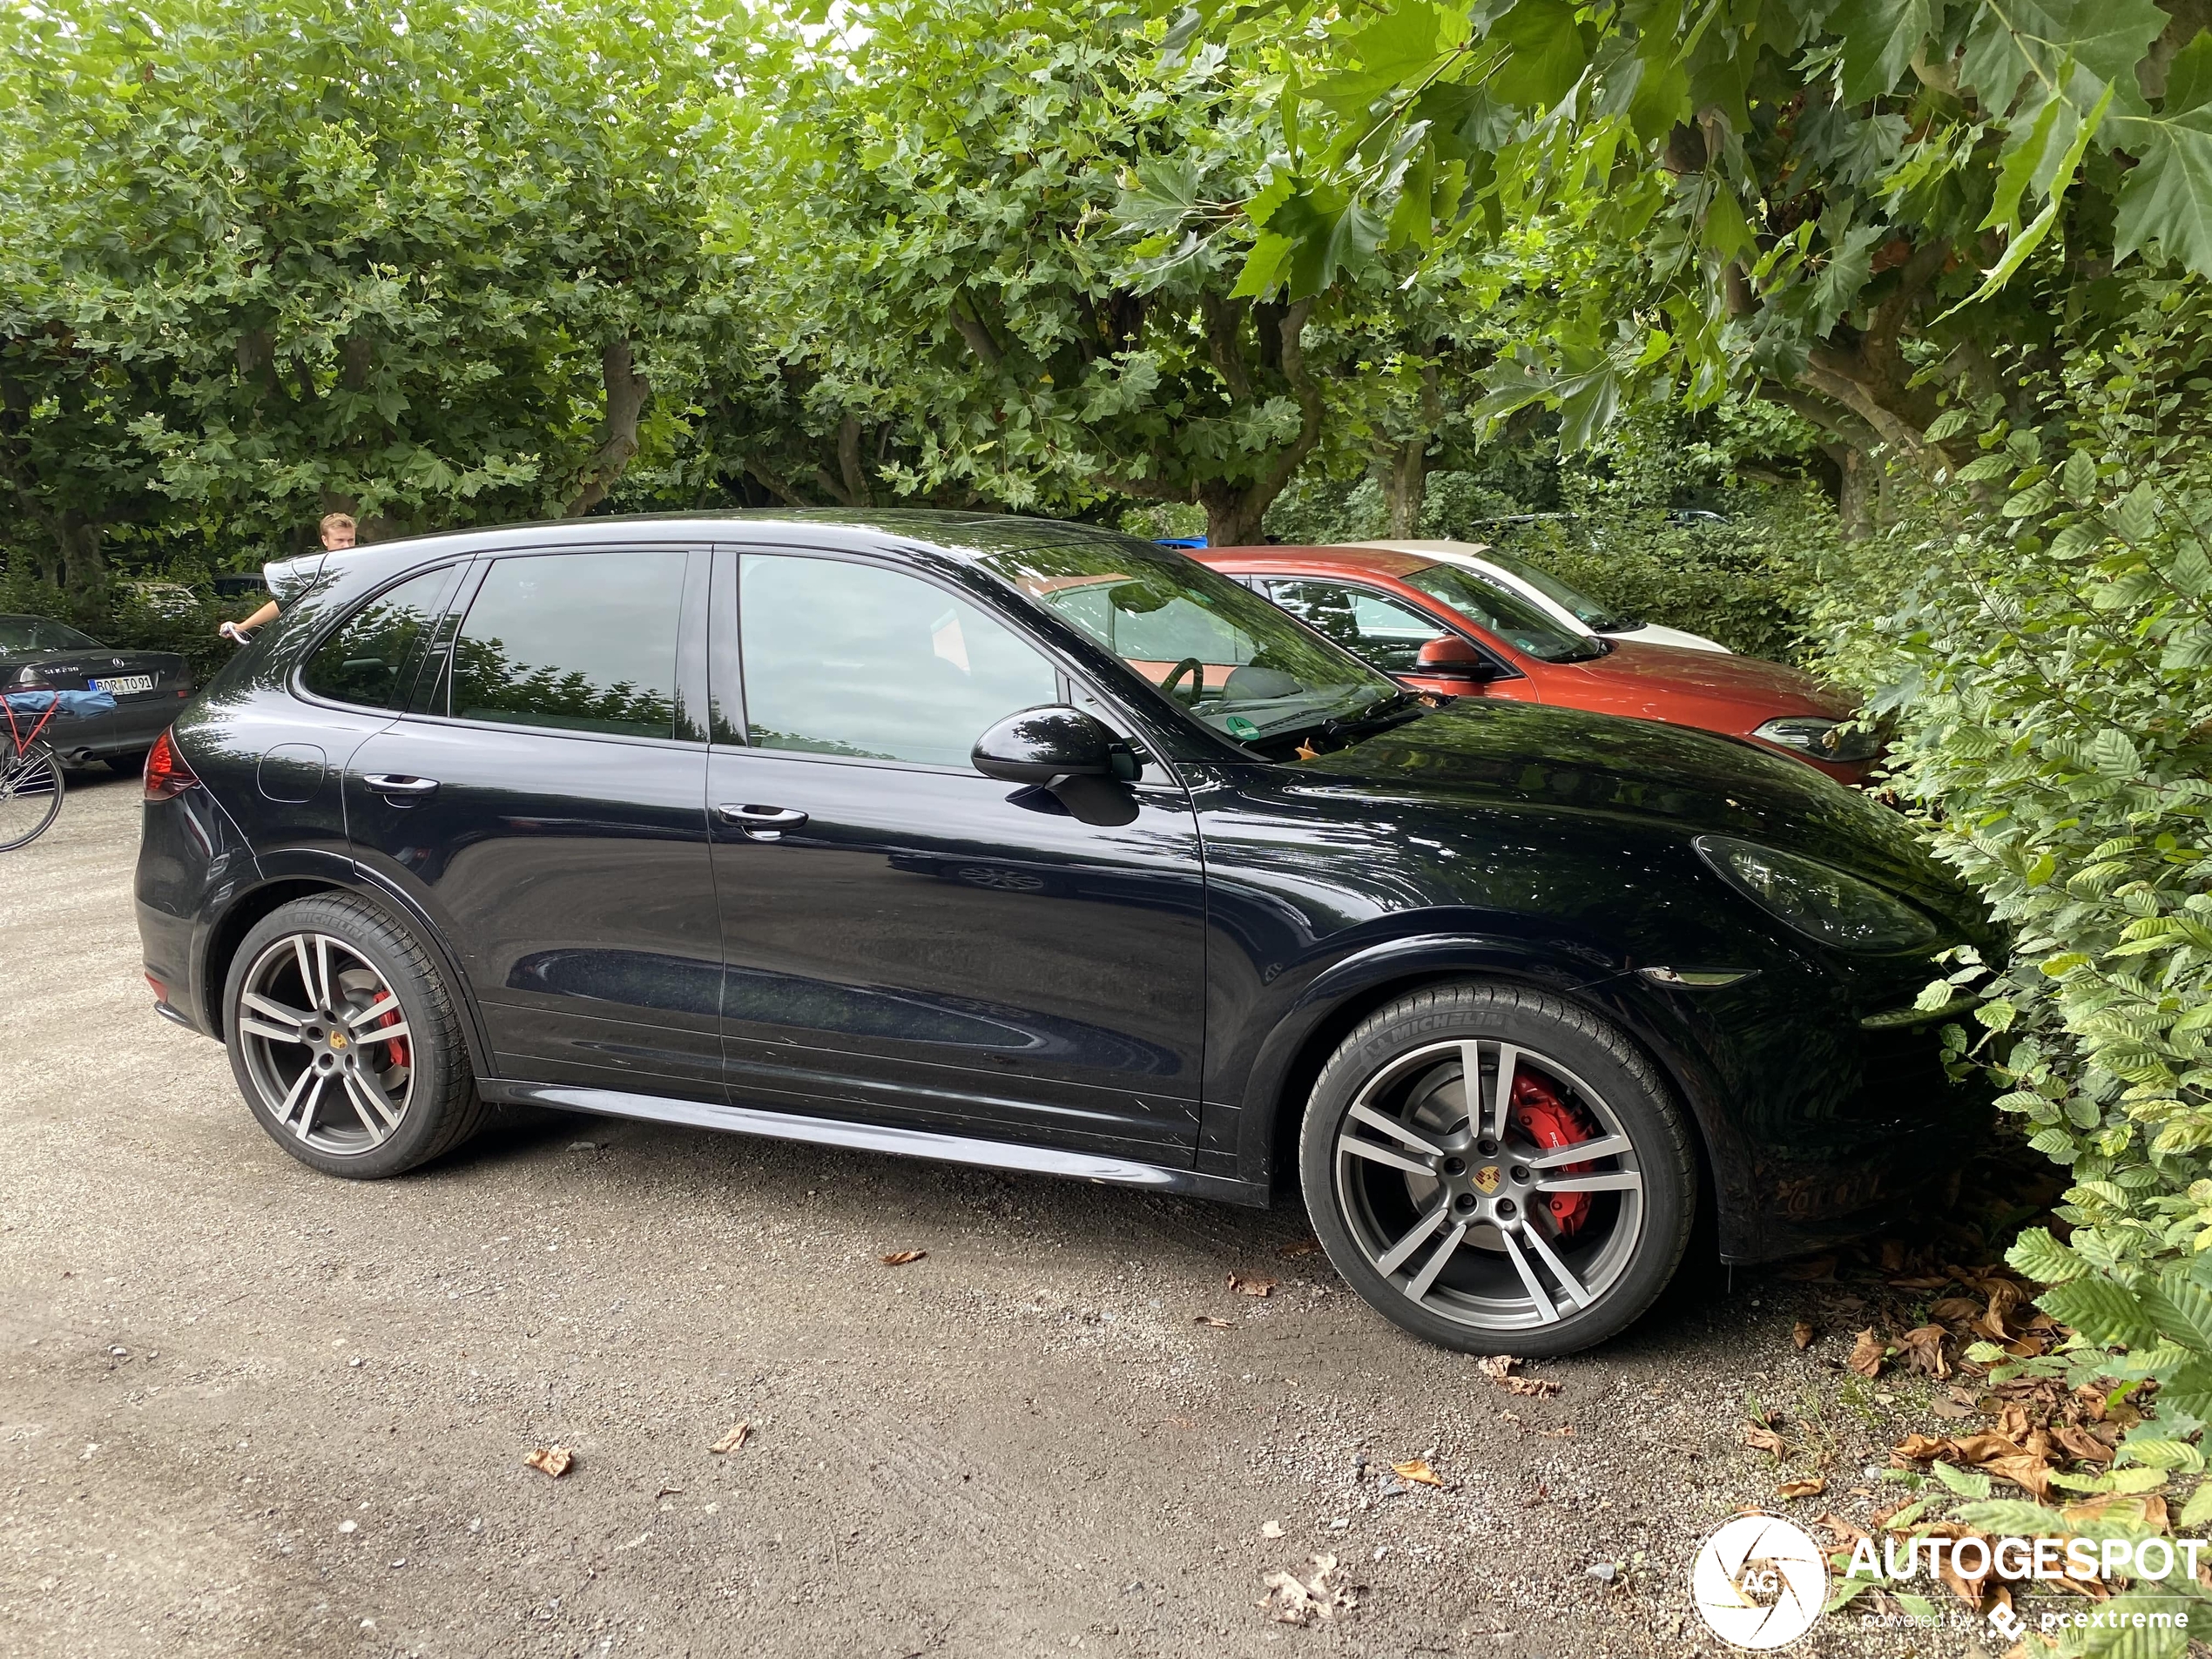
[476,1079,1270,1207]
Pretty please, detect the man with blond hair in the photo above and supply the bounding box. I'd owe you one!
[220,512,357,643]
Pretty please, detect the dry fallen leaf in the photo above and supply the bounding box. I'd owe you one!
[1294,740,1320,761]
[1258,1554,1357,1626]
[1392,1459,1445,1488]
[709,1422,751,1455]
[1879,1239,1908,1273]
[1278,1238,1324,1258]
[1260,1520,1285,1540]
[1892,1433,1950,1461]
[1228,1273,1278,1298]
[1476,1354,1561,1398]
[880,1250,927,1266]
[1929,1394,1976,1420]
[1847,1328,1887,1379]
[1929,1296,1985,1325]
[1780,1254,1838,1281]
[523,1446,572,1479]
[1740,1420,1789,1455]
[1791,1320,1814,1350]
[1777,1475,1827,1500]
[1896,1324,1952,1379]
[1194,1314,1235,1330]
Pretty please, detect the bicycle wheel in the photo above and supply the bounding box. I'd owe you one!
[0,744,65,851]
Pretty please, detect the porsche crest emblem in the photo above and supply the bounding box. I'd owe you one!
[1472,1164,1501,1195]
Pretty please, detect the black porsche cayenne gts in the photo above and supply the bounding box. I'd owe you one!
[135,511,1993,1354]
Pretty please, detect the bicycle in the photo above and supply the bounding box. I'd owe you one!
[1,688,115,851]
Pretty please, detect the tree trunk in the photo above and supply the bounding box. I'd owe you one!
[1382,437,1427,536]
[565,338,651,517]
[1197,481,1270,548]
[58,515,105,597]
[835,414,873,508]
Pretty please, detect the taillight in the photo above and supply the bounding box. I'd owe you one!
[144,729,199,800]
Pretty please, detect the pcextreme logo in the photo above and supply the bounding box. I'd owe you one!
[1690,1514,1829,1649]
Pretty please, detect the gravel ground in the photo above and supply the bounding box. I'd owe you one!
[1,769,2013,1658]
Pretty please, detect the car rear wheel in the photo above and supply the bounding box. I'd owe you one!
[222,893,486,1178]
[1300,981,1696,1357]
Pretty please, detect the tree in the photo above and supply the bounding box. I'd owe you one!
[0,0,745,586]
[1163,0,2212,533]
[736,0,1350,546]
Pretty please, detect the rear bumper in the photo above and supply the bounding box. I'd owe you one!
[134,789,239,1041]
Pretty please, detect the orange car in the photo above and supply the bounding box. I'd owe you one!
[1194,544,1878,784]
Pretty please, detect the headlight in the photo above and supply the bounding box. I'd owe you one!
[1753,714,1883,764]
[1694,834,1943,954]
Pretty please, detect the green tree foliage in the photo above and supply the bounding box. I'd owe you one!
[1172,0,2212,528]
[0,0,746,588]
[736,0,1386,545]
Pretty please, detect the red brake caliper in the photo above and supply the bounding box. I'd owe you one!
[374,1004,409,1075]
[1507,1070,1598,1238]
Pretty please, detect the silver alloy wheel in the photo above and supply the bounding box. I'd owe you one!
[235,933,416,1156]
[1332,1038,1645,1332]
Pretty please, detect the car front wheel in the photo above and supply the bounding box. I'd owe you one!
[221,893,486,1178]
[1300,981,1696,1357]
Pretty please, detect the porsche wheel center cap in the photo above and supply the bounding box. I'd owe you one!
[1472,1164,1502,1195]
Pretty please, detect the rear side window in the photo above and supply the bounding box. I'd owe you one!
[447,551,685,739]
[738,554,1056,766]
[300,566,459,709]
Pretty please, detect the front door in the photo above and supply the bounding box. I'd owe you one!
[343,545,724,1096]
[707,548,1207,1159]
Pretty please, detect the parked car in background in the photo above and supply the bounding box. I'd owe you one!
[0,614,193,770]
[1197,545,1878,783]
[211,572,273,602]
[121,579,200,620]
[1344,538,1731,654]
[138,510,1985,1357]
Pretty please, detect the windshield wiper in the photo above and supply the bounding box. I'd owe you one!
[1318,690,1427,741]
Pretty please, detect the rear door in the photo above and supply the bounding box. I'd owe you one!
[343,545,724,1096]
[706,547,1209,1159]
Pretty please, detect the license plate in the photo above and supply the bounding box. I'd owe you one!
[91,675,153,695]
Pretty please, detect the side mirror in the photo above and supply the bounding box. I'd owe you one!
[1413,635,1495,682]
[973,705,1132,784]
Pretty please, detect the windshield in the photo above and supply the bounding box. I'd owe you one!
[1463,549,1639,634]
[0,616,101,653]
[1399,564,1607,663]
[981,537,1406,745]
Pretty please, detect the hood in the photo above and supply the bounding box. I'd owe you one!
[1567,639,1851,713]
[1285,698,1974,925]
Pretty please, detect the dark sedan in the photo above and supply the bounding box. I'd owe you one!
[133,512,1992,1356]
[1,615,193,769]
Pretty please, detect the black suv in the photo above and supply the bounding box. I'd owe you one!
[136,511,1992,1354]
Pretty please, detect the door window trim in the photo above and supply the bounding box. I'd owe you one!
[395,544,712,749]
[710,543,1189,788]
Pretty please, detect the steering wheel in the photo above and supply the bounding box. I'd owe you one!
[1158,657,1206,707]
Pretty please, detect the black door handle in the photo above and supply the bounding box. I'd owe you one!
[718,803,807,841]
[362,773,439,804]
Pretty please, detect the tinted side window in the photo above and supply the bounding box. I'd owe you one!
[1264,580,1449,675]
[739,555,1056,766]
[448,551,685,739]
[300,566,459,709]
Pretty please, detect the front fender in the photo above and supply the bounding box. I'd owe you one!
[1204,928,1761,1252]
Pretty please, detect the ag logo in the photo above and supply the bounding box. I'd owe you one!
[1472,1164,1502,1195]
[1690,1514,1827,1649]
